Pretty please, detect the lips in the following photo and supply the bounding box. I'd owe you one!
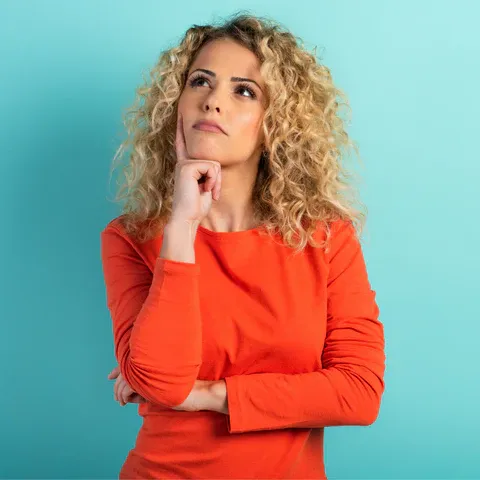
[193,120,226,134]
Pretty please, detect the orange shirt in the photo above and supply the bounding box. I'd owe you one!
[100,216,385,479]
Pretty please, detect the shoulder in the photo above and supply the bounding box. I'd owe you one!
[329,218,355,235]
[101,214,127,235]
[100,215,138,255]
[100,215,165,266]
[308,218,360,265]
[312,218,356,244]
[101,214,141,244]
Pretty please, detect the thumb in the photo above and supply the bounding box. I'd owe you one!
[107,365,120,379]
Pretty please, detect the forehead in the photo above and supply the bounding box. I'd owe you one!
[189,38,263,81]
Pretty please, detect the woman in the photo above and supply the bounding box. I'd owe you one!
[101,13,385,479]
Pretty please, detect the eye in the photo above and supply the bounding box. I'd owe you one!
[188,74,210,88]
[236,83,256,99]
[187,74,257,99]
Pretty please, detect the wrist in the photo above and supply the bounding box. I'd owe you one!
[166,217,199,238]
[160,219,198,263]
[208,380,229,415]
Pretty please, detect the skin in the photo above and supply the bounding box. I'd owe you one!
[176,37,267,232]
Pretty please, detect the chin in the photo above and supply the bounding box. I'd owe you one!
[186,139,251,165]
[186,142,225,162]
[188,150,222,162]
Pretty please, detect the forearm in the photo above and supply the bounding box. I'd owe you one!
[149,216,227,410]
[126,219,201,405]
[102,216,204,408]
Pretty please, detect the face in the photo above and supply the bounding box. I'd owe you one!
[177,38,266,166]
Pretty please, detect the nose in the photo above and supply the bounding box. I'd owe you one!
[202,90,221,113]
[205,104,220,113]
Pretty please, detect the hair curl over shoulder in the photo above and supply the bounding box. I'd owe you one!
[107,11,367,254]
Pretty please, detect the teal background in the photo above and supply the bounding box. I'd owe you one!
[2,0,479,478]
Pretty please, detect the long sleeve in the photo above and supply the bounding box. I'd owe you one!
[100,225,202,407]
[224,220,385,434]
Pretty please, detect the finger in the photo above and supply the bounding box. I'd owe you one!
[209,164,222,198]
[202,164,220,195]
[122,381,134,400]
[116,381,126,405]
[118,383,131,406]
[114,375,123,402]
[130,393,146,404]
[213,166,221,200]
[121,383,136,406]
[108,365,120,379]
[175,113,188,162]
[107,365,120,379]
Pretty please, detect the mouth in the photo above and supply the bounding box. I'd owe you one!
[193,121,226,135]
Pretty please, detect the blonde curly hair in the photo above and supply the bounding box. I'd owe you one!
[107,12,368,254]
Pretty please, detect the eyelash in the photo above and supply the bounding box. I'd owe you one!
[187,74,257,99]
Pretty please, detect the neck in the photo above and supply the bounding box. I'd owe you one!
[199,158,260,233]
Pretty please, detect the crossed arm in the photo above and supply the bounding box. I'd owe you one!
[101,219,385,434]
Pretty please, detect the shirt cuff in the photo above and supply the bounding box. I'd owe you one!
[224,375,245,433]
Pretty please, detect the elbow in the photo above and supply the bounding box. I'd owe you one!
[150,378,197,408]
[339,391,381,426]
[356,395,382,426]
[355,378,384,426]
[120,355,201,407]
[339,367,385,427]
[140,377,198,408]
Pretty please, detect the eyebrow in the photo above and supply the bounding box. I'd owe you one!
[189,68,263,92]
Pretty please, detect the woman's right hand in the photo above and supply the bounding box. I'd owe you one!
[170,113,222,225]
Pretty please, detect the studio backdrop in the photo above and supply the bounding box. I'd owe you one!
[1,0,479,478]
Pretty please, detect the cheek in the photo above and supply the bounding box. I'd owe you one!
[235,110,263,138]
[177,90,193,116]
[177,95,187,116]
